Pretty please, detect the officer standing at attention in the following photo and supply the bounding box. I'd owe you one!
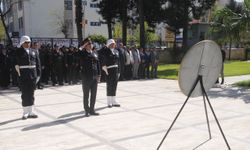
[79,38,101,117]
[15,35,41,120]
[99,39,121,107]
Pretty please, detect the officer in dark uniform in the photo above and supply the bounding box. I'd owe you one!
[79,38,101,116]
[117,43,126,81]
[99,39,120,107]
[65,46,75,85]
[15,35,41,120]
[51,45,64,86]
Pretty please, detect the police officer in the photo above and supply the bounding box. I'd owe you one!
[15,36,41,120]
[79,38,101,116]
[51,45,64,86]
[99,39,120,107]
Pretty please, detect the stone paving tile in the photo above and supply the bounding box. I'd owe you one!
[0,76,250,150]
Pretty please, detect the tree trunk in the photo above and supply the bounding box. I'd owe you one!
[75,0,83,46]
[107,19,112,39]
[229,37,232,60]
[121,0,128,45]
[0,10,12,46]
[138,0,145,48]
[182,1,189,51]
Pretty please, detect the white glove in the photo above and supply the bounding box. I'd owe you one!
[102,66,109,75]
[36,76,40,84]
[15,65,20,76]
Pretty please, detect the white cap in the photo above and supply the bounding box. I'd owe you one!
[19,35,31,47]
[106,39,115,47]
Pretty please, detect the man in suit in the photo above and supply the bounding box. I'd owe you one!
[15,35,41,120]
[79,38,101,116]
[99,39,121,107]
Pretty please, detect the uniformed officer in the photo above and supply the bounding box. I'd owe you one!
[15,36,41,120]
[79,38,101,116]
[99,39,120,107]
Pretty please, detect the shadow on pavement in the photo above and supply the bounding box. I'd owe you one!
[22,115,85,131]
[58,106,107,119]
[0,118,22,126]
[22,106,108,131]
[208,86,250,104]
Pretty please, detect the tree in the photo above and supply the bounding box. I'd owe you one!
[0,0,22,46]
[75,0,83,45]
[53,12,70,38]
[162,0,216,50]
[93,0,120,39]
[89,34,107,44]
[210,0,250,60]
[117,0,129,45]
[0,19,5,41]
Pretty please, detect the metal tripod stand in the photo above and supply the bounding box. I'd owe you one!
[157,75,231,150]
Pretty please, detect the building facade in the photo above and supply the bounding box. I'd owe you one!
[3,0,108,39]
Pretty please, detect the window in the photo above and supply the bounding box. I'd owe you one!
[8,22,14,32]
[90,3,99,8]
[90,22,101,26]
[18,1,23,10]
[64,0,72,10]
[18,17,23,29]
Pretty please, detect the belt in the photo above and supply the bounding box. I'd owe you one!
[107,65,118,69]
[19,65,36,69]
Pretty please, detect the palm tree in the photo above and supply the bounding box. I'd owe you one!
[210,7,243,60]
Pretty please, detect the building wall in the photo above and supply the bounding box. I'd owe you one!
[4,0,108,39]
[23,0,65,38]
[72,0,108,38]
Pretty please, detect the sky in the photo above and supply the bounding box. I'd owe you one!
[235,0,244,2]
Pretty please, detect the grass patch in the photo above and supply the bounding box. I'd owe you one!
[233,80,250,87]
[224,61,250,76]
[158,61,250,80]
[158,64,179,79]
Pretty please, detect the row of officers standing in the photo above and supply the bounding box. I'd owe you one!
[1,35,160,119]
[0,40,160,89]
[14,36,122,119]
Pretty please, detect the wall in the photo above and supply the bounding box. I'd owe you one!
[225,48,247,60]
[24,0,65,38]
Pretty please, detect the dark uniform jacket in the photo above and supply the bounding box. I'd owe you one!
[99,46,120,73]
[15,47,41,81]
[80,50,101,79]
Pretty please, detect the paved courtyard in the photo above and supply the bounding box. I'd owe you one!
[0,76,250,150]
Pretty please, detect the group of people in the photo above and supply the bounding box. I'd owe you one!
[10,35,147,119]
[0,42,160,90]
[1,35,161,119]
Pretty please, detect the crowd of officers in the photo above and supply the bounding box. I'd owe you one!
[0,42,160,89]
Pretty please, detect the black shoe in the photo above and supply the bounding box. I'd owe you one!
[108,105,112,108]
[28,114,38,118]
[85,112,89,117]
[221,79,224,84]
[38,86,43,89]
[112,104,120,107]
[89,111,99,116]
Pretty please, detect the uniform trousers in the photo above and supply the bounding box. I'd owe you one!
[20,79,36,107]
[106,68,118,96]
[82,77,98,112]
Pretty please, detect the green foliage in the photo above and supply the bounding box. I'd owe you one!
[88,34,107,44]
[113,22,122,39]
[0,21,5,41]
[245,0,250,9]
[210,0,250,45]
[233,80,250,87]
[127,22,159,47]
